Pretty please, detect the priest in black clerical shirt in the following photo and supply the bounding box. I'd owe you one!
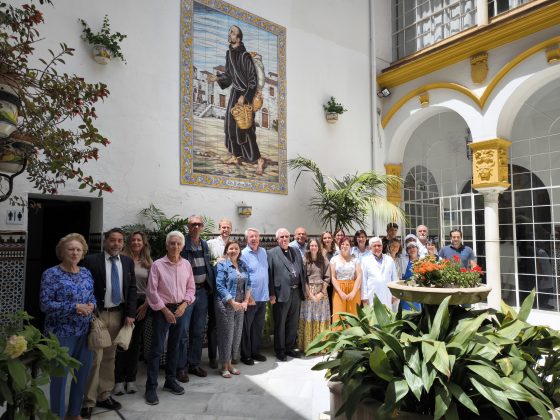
[267,228,305,361]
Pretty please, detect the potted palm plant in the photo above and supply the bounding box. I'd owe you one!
[323,96,347,124]
[79,15,127,64]
[308,291,560,419]
[288,156,404,233]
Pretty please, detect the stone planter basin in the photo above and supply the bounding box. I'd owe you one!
[388,281,492,306]
[328,380,430,420]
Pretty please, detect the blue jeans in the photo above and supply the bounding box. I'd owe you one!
[184,287,208,369]
[146,305,193,391]
[50,334,92,417]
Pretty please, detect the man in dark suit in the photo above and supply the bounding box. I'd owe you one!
[81,228,137,419]
[267,227,305,361]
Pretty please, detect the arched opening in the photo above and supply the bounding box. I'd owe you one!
[401,111,472,242]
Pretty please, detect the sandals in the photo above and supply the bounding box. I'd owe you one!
[221,370,232,378]
[229,367,241,375]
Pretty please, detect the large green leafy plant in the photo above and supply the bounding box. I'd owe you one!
[308,291,560,419]
[288,156,404,233]
[0,0,112,203]
[122,204,215,258]
[0,311,80,420]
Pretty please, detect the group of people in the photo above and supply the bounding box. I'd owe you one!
[39,218,476,419]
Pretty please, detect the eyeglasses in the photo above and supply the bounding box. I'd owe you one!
[189,223,203,228]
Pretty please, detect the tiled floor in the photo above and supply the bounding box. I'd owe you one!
[78,351,330,420]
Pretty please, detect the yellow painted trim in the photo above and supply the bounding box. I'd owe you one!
[378,0,560,88]
[479,35,560,107]
[381,83,480,128]
[468,138,512,151]
[381,36,560,128]
[471,181,511,190]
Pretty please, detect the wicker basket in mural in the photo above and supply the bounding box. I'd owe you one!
[231,103,253,129]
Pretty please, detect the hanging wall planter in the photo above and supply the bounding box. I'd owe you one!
[91,45,112,65]
[80,15,127,65]
[0,78,21,138]
[0,140,26,173]
[325,112,339,124]
[323,96,347,124]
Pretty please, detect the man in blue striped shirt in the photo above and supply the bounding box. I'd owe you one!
[177,215,216,381]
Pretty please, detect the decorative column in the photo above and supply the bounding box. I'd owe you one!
[469,138,511,309]
[385,163,402,205]
[476,0,488,26]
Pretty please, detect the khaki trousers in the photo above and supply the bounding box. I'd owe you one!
[84,310,122,407]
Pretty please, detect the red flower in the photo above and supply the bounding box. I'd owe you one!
[460,268,467,273]
[471,265,482,273]
[453,255,460,262]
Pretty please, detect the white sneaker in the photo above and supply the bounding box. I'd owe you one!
[113,382,125,395]
[126,382,138,394]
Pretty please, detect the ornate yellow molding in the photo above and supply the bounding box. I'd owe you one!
[545,45,560,63]
[385,163,402,204]
[381,35,560,128]
[470,52,488,84]
[469,138,511,191]
[377,0,560,89]
[479,35,560,106]
[381,83,479,128]
[418,92,429,107]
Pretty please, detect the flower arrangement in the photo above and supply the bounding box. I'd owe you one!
[0,311,80,418]
[79,15,127,63]
[411,255,483,288]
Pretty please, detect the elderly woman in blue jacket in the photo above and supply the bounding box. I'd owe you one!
[215,240,252,378]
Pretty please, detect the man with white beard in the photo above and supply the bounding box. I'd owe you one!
[415,225,429,258]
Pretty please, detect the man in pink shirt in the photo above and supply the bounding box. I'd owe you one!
[145,231,195,405]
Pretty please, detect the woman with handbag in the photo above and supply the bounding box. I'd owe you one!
[215,240,252,378]
[114,231,153,395]
[40,233,96,420]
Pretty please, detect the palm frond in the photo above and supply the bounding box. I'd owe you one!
[287,156,406,232]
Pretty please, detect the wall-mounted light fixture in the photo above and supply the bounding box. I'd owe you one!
[376,88,391,98]
[237,202,252,218]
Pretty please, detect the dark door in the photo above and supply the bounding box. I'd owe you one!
[25,199,91,329]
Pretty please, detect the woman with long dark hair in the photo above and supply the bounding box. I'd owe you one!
[114,231,153,395]
[297,239,331,350]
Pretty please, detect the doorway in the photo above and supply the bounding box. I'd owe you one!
[25,198,93,329]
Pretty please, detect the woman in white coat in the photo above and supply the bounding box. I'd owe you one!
[360,237,399,308]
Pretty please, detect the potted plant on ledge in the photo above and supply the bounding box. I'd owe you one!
[323,96,347,124]
[79,15,127,65]
[308,291,560,419]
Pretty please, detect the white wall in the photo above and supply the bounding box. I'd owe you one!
[2,0,374,234]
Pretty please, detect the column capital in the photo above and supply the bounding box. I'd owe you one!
[385,163,402,205]
[469,138,511,192]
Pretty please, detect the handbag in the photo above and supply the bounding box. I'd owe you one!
[88,313,112,350]
[113,324,135,351]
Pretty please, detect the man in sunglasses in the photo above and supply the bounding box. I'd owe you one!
[176,215,216,382]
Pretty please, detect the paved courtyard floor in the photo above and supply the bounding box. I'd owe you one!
[75,351,330,420]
